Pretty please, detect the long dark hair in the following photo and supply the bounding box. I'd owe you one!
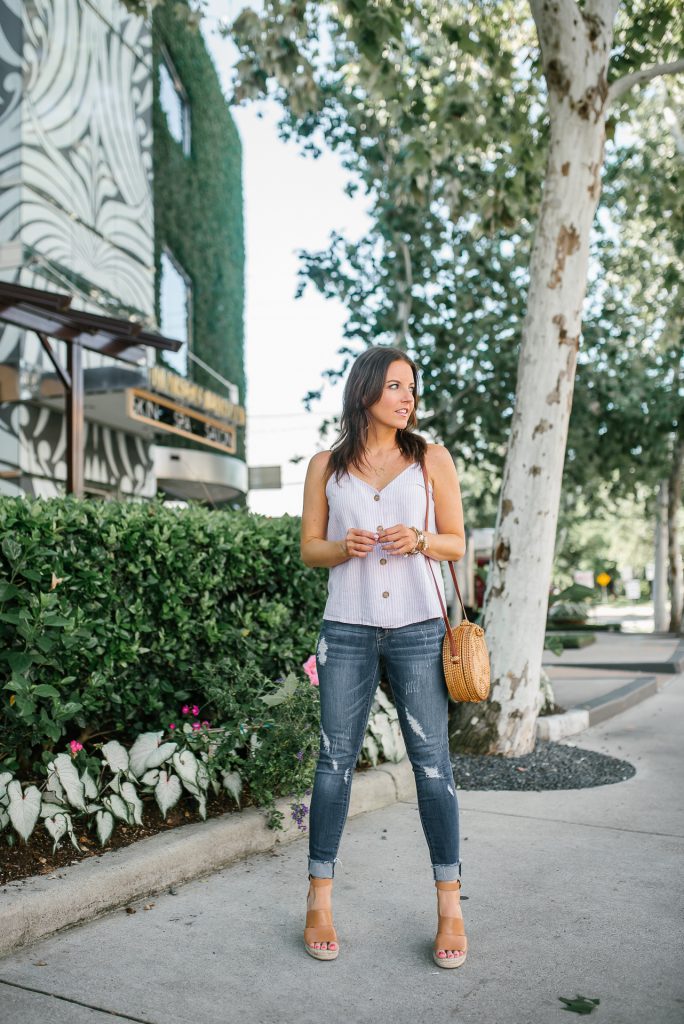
[327,346,427,483]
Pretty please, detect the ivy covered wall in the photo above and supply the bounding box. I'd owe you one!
[152,1,245,462]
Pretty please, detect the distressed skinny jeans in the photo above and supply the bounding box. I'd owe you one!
[308,617,461,882]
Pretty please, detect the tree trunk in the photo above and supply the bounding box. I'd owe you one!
[450,0,618,756]
[653,480,670,632]
[667,434,683,633]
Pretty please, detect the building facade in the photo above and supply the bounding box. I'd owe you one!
[0,0,246,503]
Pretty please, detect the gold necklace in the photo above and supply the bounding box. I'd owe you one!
[364,447,401,476]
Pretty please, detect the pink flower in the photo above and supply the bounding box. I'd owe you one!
[201,720,210,727]
[192,704,200,716]
[69,740,83,756]
[181,705,190,715]
[303,655,319,687]
[191,721,201,731]
[169,723,176,730]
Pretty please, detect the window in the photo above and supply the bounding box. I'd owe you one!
[158,48,191,155]
[159,249,192,377]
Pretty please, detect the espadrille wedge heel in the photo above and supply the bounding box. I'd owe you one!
[304,875,339,961]
[433,879,467,968]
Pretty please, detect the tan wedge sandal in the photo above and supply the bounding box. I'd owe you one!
[433,879,467,968]
[304,875,339,961]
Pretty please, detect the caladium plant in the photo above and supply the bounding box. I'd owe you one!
[0,726,242,853]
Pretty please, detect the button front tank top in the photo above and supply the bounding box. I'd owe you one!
[323,461,447,628]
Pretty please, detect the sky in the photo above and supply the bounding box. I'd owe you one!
[201,3,371,516]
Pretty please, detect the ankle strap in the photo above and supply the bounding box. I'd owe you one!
[309,875,333,885]
[435,879,461,890]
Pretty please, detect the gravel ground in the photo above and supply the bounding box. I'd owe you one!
[451,739,636,791]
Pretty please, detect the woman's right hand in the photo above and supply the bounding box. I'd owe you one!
[343,528,378,558]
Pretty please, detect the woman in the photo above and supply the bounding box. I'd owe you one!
[300,345,468,968]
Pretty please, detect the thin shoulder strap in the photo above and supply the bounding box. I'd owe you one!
[421,461,469,631]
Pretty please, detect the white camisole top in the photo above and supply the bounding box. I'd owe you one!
[323,461,447,628]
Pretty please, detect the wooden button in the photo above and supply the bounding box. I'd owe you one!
[380,558,387,565]
[382,591,390,598]
[373,494,380,501]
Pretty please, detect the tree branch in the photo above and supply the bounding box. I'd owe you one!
[607,58,684,108]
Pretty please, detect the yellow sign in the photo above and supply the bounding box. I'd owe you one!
[596,572,611,587]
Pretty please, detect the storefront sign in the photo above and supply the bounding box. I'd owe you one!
[148,366,244,426]
[127,388,236,454]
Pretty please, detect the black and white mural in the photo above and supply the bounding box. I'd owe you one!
[0,0,157,498]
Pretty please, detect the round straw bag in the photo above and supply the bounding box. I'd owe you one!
[440,618,490,702]
[420,464,491,702]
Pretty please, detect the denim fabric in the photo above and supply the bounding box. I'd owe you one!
[307,616,461,882]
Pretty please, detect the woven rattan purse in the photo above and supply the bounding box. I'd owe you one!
[420,463,490,702]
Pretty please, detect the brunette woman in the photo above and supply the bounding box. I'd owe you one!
[299,345,468,968]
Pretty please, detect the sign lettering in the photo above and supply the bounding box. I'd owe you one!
[127,388,236,454]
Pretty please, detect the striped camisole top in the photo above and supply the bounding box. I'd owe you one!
[323,461,447,628]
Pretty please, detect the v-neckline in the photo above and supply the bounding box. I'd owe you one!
[347,462,416,495]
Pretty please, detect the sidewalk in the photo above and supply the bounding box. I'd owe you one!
[541,631,681,736]
[1,673,682,1023]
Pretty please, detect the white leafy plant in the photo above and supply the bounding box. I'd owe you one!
[0,726,247,853]
[361,688,407,767]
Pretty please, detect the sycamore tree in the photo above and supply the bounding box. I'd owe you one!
[227,0,683,754]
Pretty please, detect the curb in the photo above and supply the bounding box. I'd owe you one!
[536,673,660,741]
[0,758,416,959]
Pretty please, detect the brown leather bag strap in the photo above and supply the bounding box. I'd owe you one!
[420,461,470,642]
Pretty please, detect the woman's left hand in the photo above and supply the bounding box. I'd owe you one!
[377,524,418,556]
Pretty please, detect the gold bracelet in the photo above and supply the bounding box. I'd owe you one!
[410,527,429,554]
[408,527,422,555]
[338,539,348,558]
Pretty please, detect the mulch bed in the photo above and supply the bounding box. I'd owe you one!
[452,739,636,791]
[0,787,248,889]
[1,765,375,889]
[539,702,568,716]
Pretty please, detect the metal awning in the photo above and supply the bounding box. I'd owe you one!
[0,281,183,497]
[0,281,180,364]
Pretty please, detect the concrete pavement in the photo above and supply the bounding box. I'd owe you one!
[543,630,682,709]
[1,672,682,1024]
[538,630,681,739]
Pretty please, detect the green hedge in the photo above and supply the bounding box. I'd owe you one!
[152,1,246,464]
[0,499,327,780]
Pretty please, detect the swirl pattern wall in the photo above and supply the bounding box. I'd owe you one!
[0,0,156,496]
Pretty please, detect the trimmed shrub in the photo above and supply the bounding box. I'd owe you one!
[0,498,327,780]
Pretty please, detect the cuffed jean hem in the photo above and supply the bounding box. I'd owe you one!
[433,861,462,882]
[308,857,338,878]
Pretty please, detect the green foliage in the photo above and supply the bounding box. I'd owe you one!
[228,1,548,479]
[0,498,327,784]
[242,672,319,826]
[570,80,684,516]
[228,0,683,506]
[558,994,600,1016]
[152,0,246,462]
